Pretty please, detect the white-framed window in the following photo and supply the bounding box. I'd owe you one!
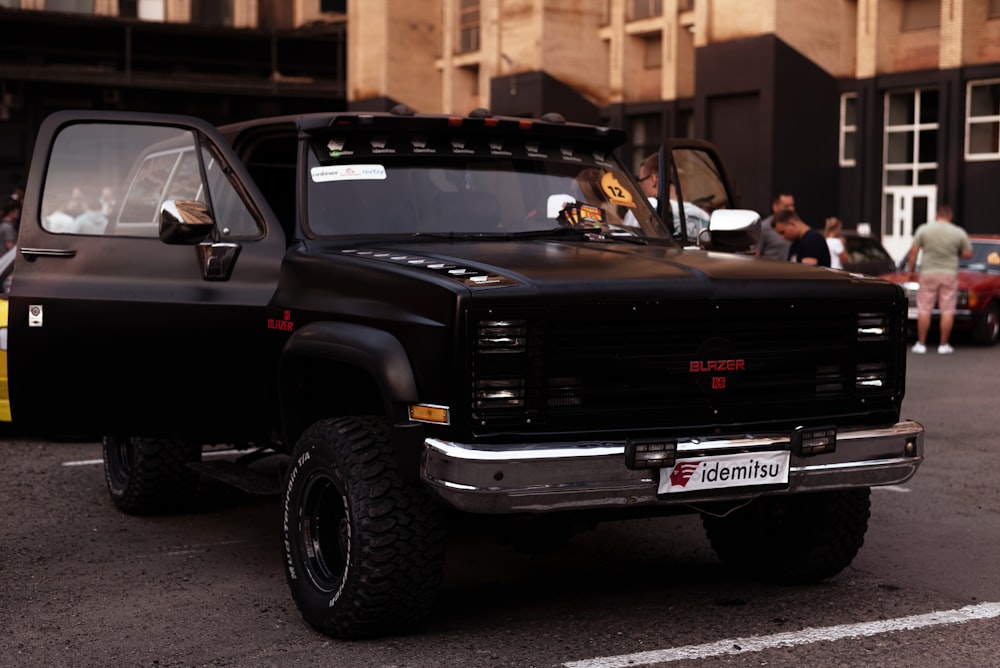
[884,88,938,187]
[839,92,858,167]
[966,79,1000,161]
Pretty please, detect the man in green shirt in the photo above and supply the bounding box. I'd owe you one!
[907,204,973,354]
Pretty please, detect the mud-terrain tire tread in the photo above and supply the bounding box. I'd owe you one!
[282,416,446,639]
[102,436,201,515]
[702,488,870,585]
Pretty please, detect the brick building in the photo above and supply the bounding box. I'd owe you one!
[350,0,1000,259]
[0,0,348,195]
[3,1,1000,257]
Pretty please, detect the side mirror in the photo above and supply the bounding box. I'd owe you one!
[159,199,215,245]
[704,209,761,252]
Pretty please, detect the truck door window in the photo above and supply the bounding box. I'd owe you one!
[40,122,261,239]
[669,148,732,216]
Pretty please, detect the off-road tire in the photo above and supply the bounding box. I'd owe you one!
[102,436,202,515]
[702,488,870,585]
[973,303,999,345]
[282,416,446,639]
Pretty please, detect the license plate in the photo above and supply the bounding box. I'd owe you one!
[658,450,790,494]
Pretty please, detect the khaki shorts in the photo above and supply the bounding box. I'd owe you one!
[917,274,959,314]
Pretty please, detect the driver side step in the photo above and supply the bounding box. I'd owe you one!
[188,460,281,496]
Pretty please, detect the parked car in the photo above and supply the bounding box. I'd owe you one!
[0,245,14,422]
[842,232,897,276]
[881,234,1000,345]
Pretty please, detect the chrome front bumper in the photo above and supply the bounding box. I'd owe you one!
[420,420,924,513]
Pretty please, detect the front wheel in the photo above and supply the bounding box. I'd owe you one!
[702,488,870,585]
[282,417,446,639]
[973,303,999,345]
[102,436,202,515]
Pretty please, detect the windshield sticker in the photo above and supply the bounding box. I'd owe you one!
[989,251,1000,265]
[601,172,635,208]
[311,164,387,183]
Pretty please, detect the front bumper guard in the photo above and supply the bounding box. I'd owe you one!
[421,420,924,513]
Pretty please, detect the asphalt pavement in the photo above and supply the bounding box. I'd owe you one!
[2,341,999,667]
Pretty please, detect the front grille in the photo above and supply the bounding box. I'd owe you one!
[469,299,905,437]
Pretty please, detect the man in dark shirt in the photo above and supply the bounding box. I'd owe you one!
[771,209,831,267]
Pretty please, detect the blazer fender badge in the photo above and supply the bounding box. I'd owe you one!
[268,310,294,332]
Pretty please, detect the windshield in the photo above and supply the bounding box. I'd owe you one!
[960,240,1000,272]
[305,133,673,241]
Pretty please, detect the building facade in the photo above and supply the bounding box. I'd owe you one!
[4,1,1000,257]
[0,0,348,193]
[348,0,1000,259]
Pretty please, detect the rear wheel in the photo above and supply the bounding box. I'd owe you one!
[282,416,446,639]
[102,436,202,515]
[972,303,999,345]
[702,488,870,585]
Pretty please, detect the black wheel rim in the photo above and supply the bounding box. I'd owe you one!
[300,472,350,593]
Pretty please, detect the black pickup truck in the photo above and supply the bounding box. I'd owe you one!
[6,107,923,639]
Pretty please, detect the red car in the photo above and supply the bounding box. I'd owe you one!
[882,234,1000,345]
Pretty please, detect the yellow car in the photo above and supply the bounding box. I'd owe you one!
[0,245,15,422]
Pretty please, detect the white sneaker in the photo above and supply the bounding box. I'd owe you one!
[911,342,926,354]
[937,343,954,354]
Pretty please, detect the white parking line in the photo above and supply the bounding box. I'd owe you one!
[61,449,244,467]
[873,484,912,493]
[563,602,1000,668]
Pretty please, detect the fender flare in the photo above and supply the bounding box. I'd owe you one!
[278,321,420,444]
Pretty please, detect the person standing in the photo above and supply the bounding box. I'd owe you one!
[0,190,21,252]
[772,209,831,267]
[755,191,795,260]
[907,204,973,354]
[824,216,850,270]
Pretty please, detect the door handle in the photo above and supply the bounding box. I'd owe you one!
[20,247,77,260]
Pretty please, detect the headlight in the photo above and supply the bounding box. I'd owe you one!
[858,312,889,341]
[474,378,525,408]
[476,319,527,354]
